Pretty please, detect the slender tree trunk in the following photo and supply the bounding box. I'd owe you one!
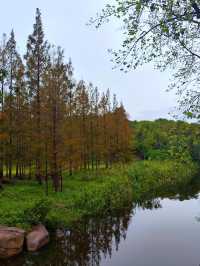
[52,102,59,192]
[45,145,48,196]
[35,57,42,184]
[8,52,13,180]
[0,80,4,186]
[69,89,73,176]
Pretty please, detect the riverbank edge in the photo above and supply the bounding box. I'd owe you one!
[0,160,199,231]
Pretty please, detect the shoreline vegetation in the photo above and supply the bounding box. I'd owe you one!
[0,160,198,230]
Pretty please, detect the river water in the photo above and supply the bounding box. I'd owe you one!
[3,179,200,266]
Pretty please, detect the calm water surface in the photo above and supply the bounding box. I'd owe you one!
[2,180,200,266]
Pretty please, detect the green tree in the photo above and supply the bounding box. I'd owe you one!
[4,30,21,179]
[42,46,68,191]
[24,8,49,184]
[0,34,7,183]
[91,1,200,115]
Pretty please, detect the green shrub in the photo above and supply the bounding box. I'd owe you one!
[127,160,199,199]
[70,175,132,216]
[146,149,168,160]
[22,198,51,225]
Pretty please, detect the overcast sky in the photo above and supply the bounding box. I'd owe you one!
[0,0,178,120]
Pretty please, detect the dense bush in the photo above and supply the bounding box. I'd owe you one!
[22,199,51,225]
[71,175,132,215]
[192,144,200,162]
[127,160,199,199]
[131,119,200,162]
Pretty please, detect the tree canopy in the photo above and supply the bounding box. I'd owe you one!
[91,0,200,117]
[131,119,200,163]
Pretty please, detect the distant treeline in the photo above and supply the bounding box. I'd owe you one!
[131,119,200,163]
[0,9,132,191]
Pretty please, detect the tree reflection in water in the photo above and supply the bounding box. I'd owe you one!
[2,204,134,266]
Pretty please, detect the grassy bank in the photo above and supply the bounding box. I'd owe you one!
[0,160,199,230]
[0,169,132,229]
[127,160,199,200]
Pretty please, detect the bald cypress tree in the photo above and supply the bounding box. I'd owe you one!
[99,90,110,168]
[24,8,49,184]
[42,47,68,191]
[0,34,7,184]
[0,9,132,191]
[65,59,75,176]
[4,30,22,179]
[75,81,90,170]
[0,31,26,180]
[13,56,28,179]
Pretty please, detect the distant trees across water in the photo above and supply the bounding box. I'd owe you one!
[0,9,132,191]
[131,119,200,163]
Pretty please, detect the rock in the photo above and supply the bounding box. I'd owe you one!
[26,224,49,252]
[0,226,25,259]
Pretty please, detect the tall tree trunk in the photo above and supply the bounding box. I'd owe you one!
[0,80,4,186]
[52,102,59,191]
[35,58,42,184]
